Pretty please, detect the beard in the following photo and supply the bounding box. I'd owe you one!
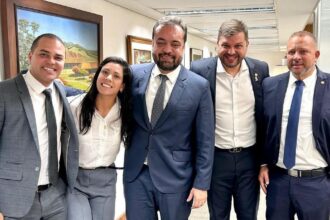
[153,52,182,72]
[219,54,244,69]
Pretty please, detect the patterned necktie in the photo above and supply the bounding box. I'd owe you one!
[283,80,304,169]
[43,89,58,184]
[150,74,168,127]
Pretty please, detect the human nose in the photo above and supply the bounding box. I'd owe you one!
[292,51,301,60]
[47,56,56,64]
[227,47,235,54]
[162,43,172,53]
[106,74,112,81]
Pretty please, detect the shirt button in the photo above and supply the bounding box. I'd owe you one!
[35,167,40,172]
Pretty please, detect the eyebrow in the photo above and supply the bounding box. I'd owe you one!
[39,49,64,57]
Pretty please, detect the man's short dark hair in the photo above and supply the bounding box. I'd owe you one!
[217,19,249,43]
[152,16,187,43]
[30,33,65,52]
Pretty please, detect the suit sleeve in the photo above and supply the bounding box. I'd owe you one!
[193,81,215,190]
[0,90,4,135]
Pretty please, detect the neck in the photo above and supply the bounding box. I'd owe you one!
[224,65,241,76]
[95,94,116,117]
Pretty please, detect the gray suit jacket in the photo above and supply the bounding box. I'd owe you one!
[0,74,79,218]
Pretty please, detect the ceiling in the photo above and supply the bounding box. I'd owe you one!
[105,0,320,53]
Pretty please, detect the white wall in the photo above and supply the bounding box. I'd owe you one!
[248,51,288,76]
[47,0,155,59]
[185,34,216,68]
[0,0,288,79]
[47,0,217,68]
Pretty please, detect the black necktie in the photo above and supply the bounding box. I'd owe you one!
[283,80,304,169]
[151,74,168,127]
[43,89,58,185]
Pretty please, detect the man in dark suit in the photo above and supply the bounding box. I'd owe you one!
[123,16,214,219]
[0,33,79,219]
[190,19,269,220]
[259,31,330,219]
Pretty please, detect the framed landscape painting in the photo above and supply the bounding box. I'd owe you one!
[126,35,152,65]
[190,48,203,62]
[1,0,103,90]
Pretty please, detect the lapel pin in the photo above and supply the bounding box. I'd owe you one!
[321,80,325,85]
[254,73,259,82]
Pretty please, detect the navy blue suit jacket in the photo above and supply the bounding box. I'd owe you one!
[190,57,269,162]
[124,63,215,193]
[262,69,330,167]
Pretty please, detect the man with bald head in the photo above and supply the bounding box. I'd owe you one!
[259,31,330,219]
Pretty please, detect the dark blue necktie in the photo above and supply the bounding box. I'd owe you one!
[283,80,304,169]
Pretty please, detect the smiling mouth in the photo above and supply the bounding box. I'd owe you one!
[101,83,112,88]
[43,67,56,72]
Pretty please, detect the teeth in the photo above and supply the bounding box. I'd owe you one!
[102,83,111,88]
[44,67,54,72]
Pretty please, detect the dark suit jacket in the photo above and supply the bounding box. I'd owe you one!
[0,74,79,218]
[262,69,330,167]
[124,63,215,193]
[190,57,269,162]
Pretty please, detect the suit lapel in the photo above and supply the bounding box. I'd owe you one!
[15,74,40,150]
[154,66,187,128]
[206,57,217,103]
[276,73,290,136]
[312,70,327,134]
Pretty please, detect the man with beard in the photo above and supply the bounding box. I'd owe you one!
[259,31,330,219]
[123,16,214,219]
[190,19,269,220]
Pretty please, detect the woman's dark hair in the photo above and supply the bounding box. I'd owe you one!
[78,56,133,147]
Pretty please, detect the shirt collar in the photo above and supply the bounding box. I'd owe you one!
[151,64,181,84]
[288,68,317,89]
[216,57,248,76]
[24,70,55,94]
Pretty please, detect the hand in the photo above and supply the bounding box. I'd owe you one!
[186,188,207,209]
[0,212,4,220]
[258,165,270,194]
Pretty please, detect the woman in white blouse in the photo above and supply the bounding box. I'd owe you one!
[67,56,132,220]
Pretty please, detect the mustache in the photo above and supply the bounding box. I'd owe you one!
[159,52,174,58]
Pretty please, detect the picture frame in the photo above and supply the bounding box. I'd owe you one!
[126,35,152,65]
[190,48,203,62]
[1,0,103,90]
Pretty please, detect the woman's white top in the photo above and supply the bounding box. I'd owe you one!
[70,94,122,169]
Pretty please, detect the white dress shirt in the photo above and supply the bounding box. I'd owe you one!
[24,71,63,185]
[69,94,122,169]
[145,65,181,121]
[277,70,327,170]
[215,58,256,149]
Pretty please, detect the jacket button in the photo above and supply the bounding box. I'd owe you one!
[35,167,40,171]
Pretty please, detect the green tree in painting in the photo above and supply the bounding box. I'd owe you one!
[17,19,40,71]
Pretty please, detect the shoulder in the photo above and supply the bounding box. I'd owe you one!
[183,67,210,88]
[0,75,21,92]
[317,68,330,79]
[191,57,216,71]
[245,57,268,67]
[131,63,154,73]
[263,72,289,87]
[130,63,154,81]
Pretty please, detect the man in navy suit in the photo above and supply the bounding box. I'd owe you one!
[0,34,79,219]
[123,16,214,219]
[259,31,330,219]
[190,19,269,220]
